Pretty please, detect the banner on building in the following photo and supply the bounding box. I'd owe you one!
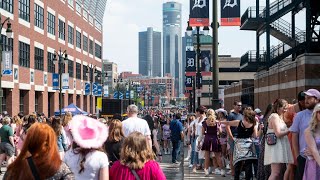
[62,73,69,89]
[53,73,59,90]
[2,51,12,76]
[84,82,91,95]
[103,85,109,97]
[92,82,99,96]
[201,50,211,76]
[189,0,209,27]
[185,51,196,76]
[185,76,193,91]
[221,0,241,26]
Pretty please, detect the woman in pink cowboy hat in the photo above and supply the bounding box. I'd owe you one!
[64,115,109,180]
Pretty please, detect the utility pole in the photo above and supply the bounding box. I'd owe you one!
[212,0,220,109]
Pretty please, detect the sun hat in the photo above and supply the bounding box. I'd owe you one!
[69,115,108,149]
[304,89,320,100]
[215,108,228,117]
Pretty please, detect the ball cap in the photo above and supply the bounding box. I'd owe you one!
[254,108,262,114]
[303,89,320,100]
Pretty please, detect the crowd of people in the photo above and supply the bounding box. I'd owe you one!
[0,88,319,180]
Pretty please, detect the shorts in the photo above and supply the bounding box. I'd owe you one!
[219,138,228,145]
[0,142,15,157]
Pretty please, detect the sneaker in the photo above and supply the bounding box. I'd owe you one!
[188,164,193,168]
[173,161,180,165]
[208,167,213,174]
[226,164,231,170]
[227,170,232,175]
[214,168,221,175]
[184,157,190,161]
[204,169,209,177]
[221,169,226,177]
[192,167,197,173]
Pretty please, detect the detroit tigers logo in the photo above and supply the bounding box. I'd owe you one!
[223,0,238,9]
[192,0,207,10]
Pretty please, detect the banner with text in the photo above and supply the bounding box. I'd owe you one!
[62,73,69,89]
[53,73,59,90]
[185,76,193,91]
[221,0,241,26]
[185,51,196,76]
[189,0,209,27]
[84,82,91,95]
[2,51,12,76]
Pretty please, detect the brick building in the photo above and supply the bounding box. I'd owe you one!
[0,0,107,116]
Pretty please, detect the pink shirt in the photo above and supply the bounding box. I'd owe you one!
[110,160,166,180]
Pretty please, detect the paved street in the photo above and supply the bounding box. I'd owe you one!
[160,147,232,180]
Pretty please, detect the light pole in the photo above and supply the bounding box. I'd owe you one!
[187,23,209,108]
[86,64,101,113]
[0,16,13,114]
[53,48,68,117]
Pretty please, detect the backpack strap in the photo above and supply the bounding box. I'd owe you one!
[130,169,141,180]
[27,157,41,180]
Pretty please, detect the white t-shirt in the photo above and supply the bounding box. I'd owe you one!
[64,150,109,180]
[122,116,151,137]
[195,117,206,136]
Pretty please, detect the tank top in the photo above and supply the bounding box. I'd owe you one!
[237,121,254,138]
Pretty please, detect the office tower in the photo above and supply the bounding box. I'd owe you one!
[139,27,162,77]
[163,2,182,96]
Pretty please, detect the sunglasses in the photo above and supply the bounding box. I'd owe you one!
[236,104,242,106]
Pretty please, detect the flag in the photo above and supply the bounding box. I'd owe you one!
[189,0,210,27]
[221,0,241,26]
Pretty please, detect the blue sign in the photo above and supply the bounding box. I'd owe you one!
[84,82,91,95]
[53,73,59,90]
[97,85,102,96]
[113,91,124,99]
[2,51,12,76]
[92,83,98,96]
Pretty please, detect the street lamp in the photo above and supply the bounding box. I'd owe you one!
[52,48,68,116]
[0,16,13,114]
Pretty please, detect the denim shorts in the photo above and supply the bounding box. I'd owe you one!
[0,142,15,157]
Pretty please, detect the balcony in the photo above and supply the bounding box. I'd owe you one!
[240,7,264,30]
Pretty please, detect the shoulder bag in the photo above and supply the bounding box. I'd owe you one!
[130,168,141,180]
[265,115,277,145]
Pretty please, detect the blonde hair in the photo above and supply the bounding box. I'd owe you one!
[13,115,23,125]
[120,132,155,169]
[206,109,215,117]
[2,117,11,125]
[310,103,320,133]
[107,120,124,142]
[206,115,217,126]
[62,112,72,126]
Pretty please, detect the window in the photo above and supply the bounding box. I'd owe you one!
[19,0,30,22]
[89,39,93,55]
[76,63,81,79]
[1,35,13,51]
[83,35,88,52]
[47,52,55,73]
[76,30,81,49]
[68,60,74,77]
[2,90,7,112]
[83,64,88,81]
[83,10,88,20]
[68,25,74,45]
[20,90,25,113]
[34,3,44,29]
[76,2,81,14]
[47,12,55,35]
[58,19,65,40]
[95,43,101,59]
[19,41,30,67]
[0,0,13,13]
[35,92,40,113]
[34,47,44,71]
[89,14,93,24]
[68,0,73,7]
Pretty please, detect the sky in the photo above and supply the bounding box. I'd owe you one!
[102,0,305,73]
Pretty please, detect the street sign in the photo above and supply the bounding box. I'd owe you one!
[114,91,124,99]
[52,73,59,90]
[62,73,69,89]
[84,82,91,95]
[2,51,12,76]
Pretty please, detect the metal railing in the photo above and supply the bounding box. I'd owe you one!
[271,18,303,40]
[240,50,267,67]
[260,0,293,18]
[241,6,264,25]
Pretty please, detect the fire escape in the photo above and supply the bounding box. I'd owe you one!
[240,0,320,71]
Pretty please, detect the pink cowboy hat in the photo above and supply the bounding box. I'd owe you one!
[69,115,108,149]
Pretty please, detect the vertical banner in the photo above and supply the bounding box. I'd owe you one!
[221,0,241,26]
[84,82,91,95]
[103,85,109,97]
[92,82,98,96]
[97,84,102,96]
[189,0,209,27]
[185,76,193,90]
[52,73,59,90]
[185,51,196,76]
[196,74,203,88]
[2,51,12,76]
[201,50,211,76]
[62,73,69,89]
